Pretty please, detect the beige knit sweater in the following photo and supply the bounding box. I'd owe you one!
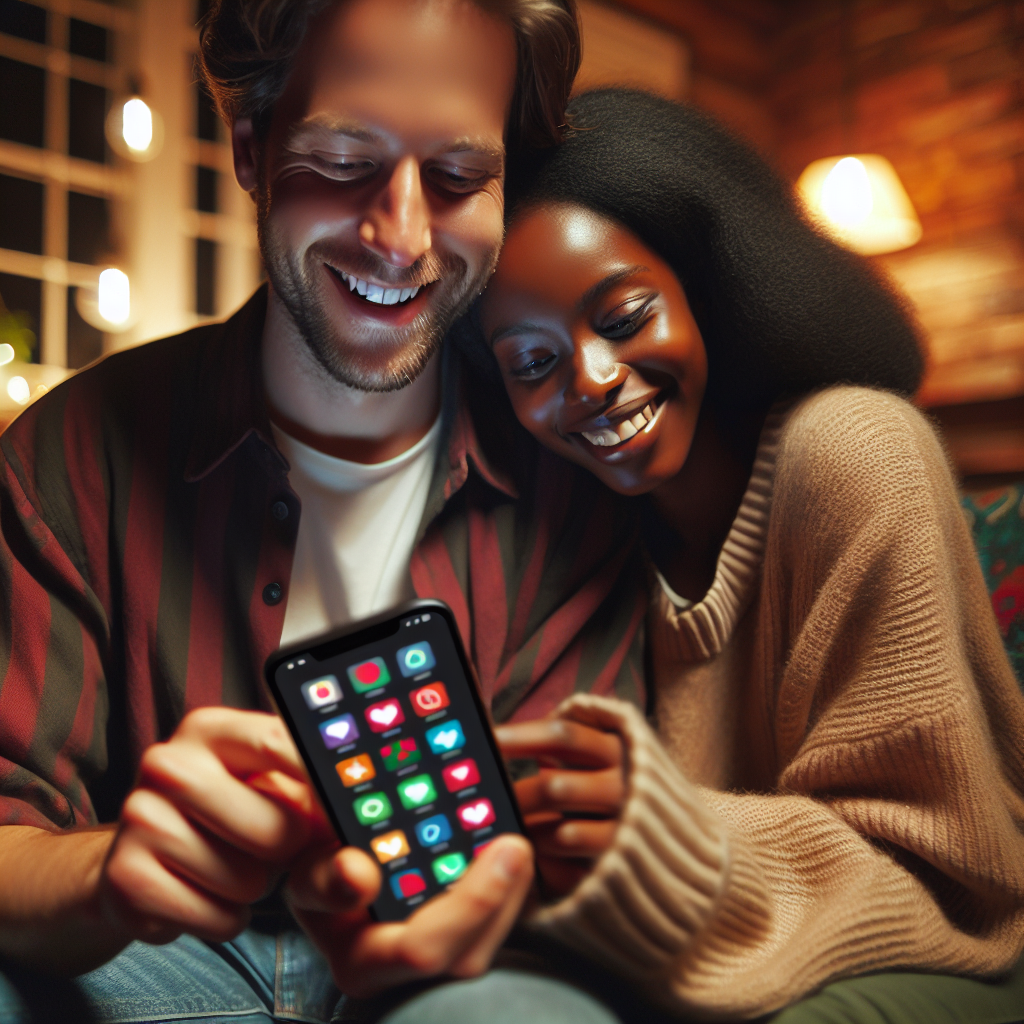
[529,386,1024,1019]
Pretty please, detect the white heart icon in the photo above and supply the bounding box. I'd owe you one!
[434,729,457,748]
[377,837,402,856]
[451,766,469,781]
[369,705,398,726]
[326,721,350,740]
[461,803,489,825]
[405,782,429,802]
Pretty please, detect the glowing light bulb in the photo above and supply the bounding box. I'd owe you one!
[7,376,30,405]
[98,268,131,325]
[821,157,873,227]
[122,98,153,153]
[0,343,14,366]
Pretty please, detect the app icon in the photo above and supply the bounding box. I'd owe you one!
[319,713,359,750]
[415,813,452,847]
[347,656,391,693]
[456,797,496,831]
[390,869,427,900]
[425,720,464,754]
[335,753,375,787]
[396,641,436,677]
[442,758,480,792]
[302,675,341,709]
[365,698,405,733]
[410,682,450,717]
[353,792,393,825]
[397,773,437,810]
[370,830,410,864]
[431,852,468,884]
[380,736,421,771]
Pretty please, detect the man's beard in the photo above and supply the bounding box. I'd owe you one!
[257,199,498,393]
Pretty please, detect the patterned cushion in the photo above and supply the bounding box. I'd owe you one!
[961,483,1024,689]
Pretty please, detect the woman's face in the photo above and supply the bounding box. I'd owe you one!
[481,203,708,495]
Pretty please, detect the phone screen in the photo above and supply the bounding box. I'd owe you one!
[266,600,525,921]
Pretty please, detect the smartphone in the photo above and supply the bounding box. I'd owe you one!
[265,598,526,921]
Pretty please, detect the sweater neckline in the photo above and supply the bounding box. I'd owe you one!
[653,401,789,661]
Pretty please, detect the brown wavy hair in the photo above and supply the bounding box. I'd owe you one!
[197,0,580,150]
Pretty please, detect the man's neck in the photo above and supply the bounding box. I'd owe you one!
[261,286,441,464]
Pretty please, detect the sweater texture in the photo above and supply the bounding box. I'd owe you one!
[528,386,1024,1019]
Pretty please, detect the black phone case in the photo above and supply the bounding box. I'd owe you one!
[264,598,526,921]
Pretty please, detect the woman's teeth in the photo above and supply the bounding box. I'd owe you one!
[581,403,656,447]
[339,270,422,306]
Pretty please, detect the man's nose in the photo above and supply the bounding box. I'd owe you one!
[358,156,432,269]
[566,339,628,405]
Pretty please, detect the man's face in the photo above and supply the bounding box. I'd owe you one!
[252,0,516,392]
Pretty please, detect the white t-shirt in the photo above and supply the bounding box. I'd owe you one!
[273,417,441,647]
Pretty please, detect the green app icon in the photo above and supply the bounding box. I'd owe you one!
[353,791,393,825]
[397,773,437,810]
[347,657,391,693]
[381,737,421,771]
[432,852,468,884]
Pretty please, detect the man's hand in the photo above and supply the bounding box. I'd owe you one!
[495,719,625,898]
[286,832,534,998]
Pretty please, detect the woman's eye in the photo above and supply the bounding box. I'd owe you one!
[600,298,655,340]
[509,352,556,379]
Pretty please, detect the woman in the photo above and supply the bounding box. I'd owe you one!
[478,90,1024,1020]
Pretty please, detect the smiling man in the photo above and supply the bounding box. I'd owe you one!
[0,1,649,1022]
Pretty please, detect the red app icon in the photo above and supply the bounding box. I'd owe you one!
[442,758,480,792]
[456,797,495,831]
[410,682,450,717]
[364,698,405,733]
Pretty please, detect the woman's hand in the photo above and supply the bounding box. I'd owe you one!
[495,718,625,899]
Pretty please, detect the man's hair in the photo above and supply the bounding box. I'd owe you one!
[499,89,924,414]
[197,0,580,149]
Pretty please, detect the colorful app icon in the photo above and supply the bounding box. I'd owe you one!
[396,641,436,677]
[456,797,495,831]
[347,656,391,693]
[370,830,410,864]
[380,736,421,771]
[397,773,437,810]
[302,675,341,709]
[415,813,452,847]
[353,791,393,825]
[442,758,480,792]
[319,713,359,750]
[425,720,464,754]
[335,753,375,787]
[431,852,468,884]
[390,869,427,900]
[410,682,450,717]
[364,698,404,733]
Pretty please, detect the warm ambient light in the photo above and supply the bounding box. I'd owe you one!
[0,343,14,366]
[796,154,922,256]
[122,98,153,152]
[7,376,30,406]
[98,269,131,326]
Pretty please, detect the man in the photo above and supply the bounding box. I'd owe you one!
[0,1,645,1020]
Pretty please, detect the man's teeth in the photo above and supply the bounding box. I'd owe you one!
[581,402,657,447]
[339,271,421,306]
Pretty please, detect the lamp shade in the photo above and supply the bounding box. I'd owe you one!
[796,154,922,255]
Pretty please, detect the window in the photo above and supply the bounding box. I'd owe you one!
[67,191,110,265]
[0,271,41,362]
[195,165,218,213]
[0,56,45,147]
[67,18,107,62]
[68,78,108,163]
[0,172,44,254]
[195,238,217,316]
[0,1,47,44]
[66,286,102,368]
[196,80,220,142]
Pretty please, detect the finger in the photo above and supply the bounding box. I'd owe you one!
[526,817,618,859]
[286,844,380,914]
[495,720,622,768]
[248,770,336,843]
[515,767,625,816]
[175,707,307,780]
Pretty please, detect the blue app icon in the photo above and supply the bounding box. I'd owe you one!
[415,813,453,848]
[425,719,465,754]
[397,641,436,677]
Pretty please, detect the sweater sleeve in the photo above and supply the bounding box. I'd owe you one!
[527,388,1024,1020]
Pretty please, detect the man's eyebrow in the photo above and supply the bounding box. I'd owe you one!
[576,266,649,312]
[441,137,505,163]
[285,115,379,147]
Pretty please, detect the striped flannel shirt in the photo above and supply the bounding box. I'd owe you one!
[0,288,646,831]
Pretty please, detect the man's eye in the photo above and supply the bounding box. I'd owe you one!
[427,166,489,194]
[311,155,376,180]
[509,352,556,379]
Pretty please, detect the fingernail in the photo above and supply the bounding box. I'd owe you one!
[491,840,528,884]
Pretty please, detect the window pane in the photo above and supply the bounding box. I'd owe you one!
[67,191,110,264]
[0,56,45,148]
[195,238,217,316]
[0,271,41,363]
[195,165,218,213]
[0,0,47,44]
[68,78,108,162]
[67,286,103,368]
[68,18,109,62]
[195,80,220,141]
[0,173,44,254]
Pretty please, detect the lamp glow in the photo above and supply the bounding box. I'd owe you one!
[797,154,922,255]
[98,269,131,325]
[122,98,153,152]
[0,343,14,366]
[7,376,30,405]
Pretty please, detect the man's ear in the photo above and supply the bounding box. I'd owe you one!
[232,118,259,193]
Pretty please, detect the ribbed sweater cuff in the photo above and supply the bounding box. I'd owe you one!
[527,695,768,988]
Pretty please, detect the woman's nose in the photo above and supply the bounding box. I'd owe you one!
[566,339,629,405]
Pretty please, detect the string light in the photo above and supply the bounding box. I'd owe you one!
[98,269,131,326]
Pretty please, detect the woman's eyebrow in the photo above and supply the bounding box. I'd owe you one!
[576,266,649,312]
[490,321,545,346]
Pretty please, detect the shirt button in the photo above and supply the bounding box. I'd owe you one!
[263,582,283,605]
[271,500,289,521]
